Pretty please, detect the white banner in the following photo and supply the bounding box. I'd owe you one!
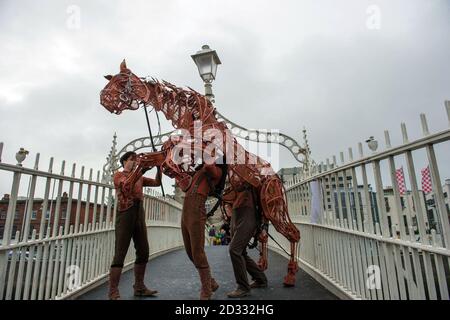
[310,180,323,223]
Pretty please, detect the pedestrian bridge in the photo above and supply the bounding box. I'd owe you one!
[77,246,337,300]
[1,106,449,300]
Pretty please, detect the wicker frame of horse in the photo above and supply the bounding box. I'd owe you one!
[100,60,300,286]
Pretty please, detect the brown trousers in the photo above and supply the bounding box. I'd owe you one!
[229,205,267,291]
[111,200,149,268]
[181,193,209,269]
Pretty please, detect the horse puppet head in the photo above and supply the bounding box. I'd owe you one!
[100,59,153,114]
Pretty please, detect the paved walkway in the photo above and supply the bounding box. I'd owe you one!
[78,246,338,300]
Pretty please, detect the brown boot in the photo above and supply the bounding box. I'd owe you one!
[211,277,219,292]
[133,263,158,297]
[197,268,212,300]
[108,267,122,300]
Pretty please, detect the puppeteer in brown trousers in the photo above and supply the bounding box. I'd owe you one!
[228,187,268,298]
[181,164,222,300]
[108,151,161,300]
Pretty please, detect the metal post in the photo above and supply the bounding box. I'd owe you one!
[204,81,214,103]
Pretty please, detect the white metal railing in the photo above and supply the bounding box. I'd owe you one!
[279,104,450,300]
[0,154,183,300]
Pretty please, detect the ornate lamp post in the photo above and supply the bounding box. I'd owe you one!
[191,45,222,103]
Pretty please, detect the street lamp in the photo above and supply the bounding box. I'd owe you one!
[191,45,222,103]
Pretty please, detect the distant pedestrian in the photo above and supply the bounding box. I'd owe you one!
[208,225,216,245]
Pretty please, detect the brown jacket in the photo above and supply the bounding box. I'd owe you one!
[114,170,161,211]
[185,164,222,197]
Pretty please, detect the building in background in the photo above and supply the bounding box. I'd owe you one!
[0,192,110,240]
[277,167,302,184]
[282,167,450,242]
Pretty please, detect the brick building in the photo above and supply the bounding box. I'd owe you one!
[0,192,111,240]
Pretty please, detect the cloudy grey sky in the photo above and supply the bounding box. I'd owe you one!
[0,0,449,195]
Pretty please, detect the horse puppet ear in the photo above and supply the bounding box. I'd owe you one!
[104,75,113,80]
[120,59,127,71]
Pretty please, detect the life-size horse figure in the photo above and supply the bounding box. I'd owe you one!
[100,60,300,286]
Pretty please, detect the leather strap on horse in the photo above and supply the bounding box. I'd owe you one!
[205,164,228,218]
[206,196,221,218]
